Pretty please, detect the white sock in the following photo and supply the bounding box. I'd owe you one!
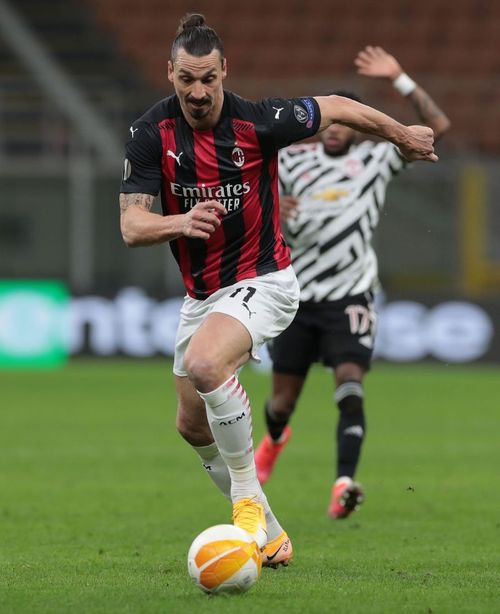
[258,489,284,541]
[193,442,231,500]
[193,441,284,540]
[197,375,260,502]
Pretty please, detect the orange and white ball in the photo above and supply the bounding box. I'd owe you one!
[187,524,262,594]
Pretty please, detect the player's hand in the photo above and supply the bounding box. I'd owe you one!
[354,46,403,81]
[399,125,439,162]
[279,195,299,223]
[182,200,227,240]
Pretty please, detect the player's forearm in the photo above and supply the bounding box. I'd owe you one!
[407,86,451,141]
[119,194,182,246]
[121,210,183,246]
[317,95,408,148]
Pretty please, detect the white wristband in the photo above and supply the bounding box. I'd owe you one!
[393,73,416,96]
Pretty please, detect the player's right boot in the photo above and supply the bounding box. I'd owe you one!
[254,426,292,485]
[328,476,364,519]
[261,530,293,568]
[232,497,268,549]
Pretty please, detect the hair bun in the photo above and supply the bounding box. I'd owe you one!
[181,13,206,31]
[172,13,223,60]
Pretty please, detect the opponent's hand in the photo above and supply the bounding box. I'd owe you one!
[279,195,299,223]
[182,200,227,239]
[399,125,438,162]
[355,46,403,81]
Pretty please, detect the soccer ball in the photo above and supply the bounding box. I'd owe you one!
[187,524,262,594]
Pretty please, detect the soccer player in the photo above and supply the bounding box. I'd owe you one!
[254,45,450,519]
[119,17,437,567]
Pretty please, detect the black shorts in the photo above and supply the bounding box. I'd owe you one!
[268,293,376,376]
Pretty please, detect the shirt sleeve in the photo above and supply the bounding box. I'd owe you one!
[120,121,163,196]
[258,96,321,151]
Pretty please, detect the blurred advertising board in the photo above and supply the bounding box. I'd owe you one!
[373,295,495,363]
[0,284,498,365]
[0,280,69,368]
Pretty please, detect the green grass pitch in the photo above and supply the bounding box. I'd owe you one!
[1,361,499,613]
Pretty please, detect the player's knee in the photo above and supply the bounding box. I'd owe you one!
[184,351,221,392]
[336,362,365,385]
[335,380,364,414]
[272,392,298,417]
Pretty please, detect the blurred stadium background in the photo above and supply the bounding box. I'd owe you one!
[1,0,499,367]
[2,2,500,611]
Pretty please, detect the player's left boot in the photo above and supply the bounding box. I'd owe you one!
[261,530,293,568]
[232,497,268,549]
[328,476,364,519]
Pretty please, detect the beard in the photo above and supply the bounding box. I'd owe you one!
[187,98,211,119]
[189,107,210,119]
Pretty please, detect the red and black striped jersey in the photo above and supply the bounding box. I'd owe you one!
[120,90,321,299]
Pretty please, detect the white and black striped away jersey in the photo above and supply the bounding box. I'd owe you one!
[279,140,407,302]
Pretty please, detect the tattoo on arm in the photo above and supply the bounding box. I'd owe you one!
[409,87,445,123]
[119,193,154,213]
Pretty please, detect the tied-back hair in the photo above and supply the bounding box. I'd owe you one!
[171,13,224,61]
[327,90,363,104]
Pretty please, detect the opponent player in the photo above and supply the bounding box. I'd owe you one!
[119,17,437,567]
[255,46,450,519]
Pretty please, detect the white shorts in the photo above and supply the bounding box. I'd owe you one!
[173,266,300,377]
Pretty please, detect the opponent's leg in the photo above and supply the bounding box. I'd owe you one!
[256,311,316,484]
[335,364,366,479]
[329,362,366,519]
[255,372,305,484]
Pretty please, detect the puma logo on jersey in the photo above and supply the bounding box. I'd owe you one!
[129,126,138,137]
[167,150,183,166]
[273,107,284,119]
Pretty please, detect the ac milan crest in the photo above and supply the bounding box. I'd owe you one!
[232,147,245,168]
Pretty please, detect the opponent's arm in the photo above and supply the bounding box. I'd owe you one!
[355,45,451,141]
[315,94,437,163]
[120,193,226,246]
